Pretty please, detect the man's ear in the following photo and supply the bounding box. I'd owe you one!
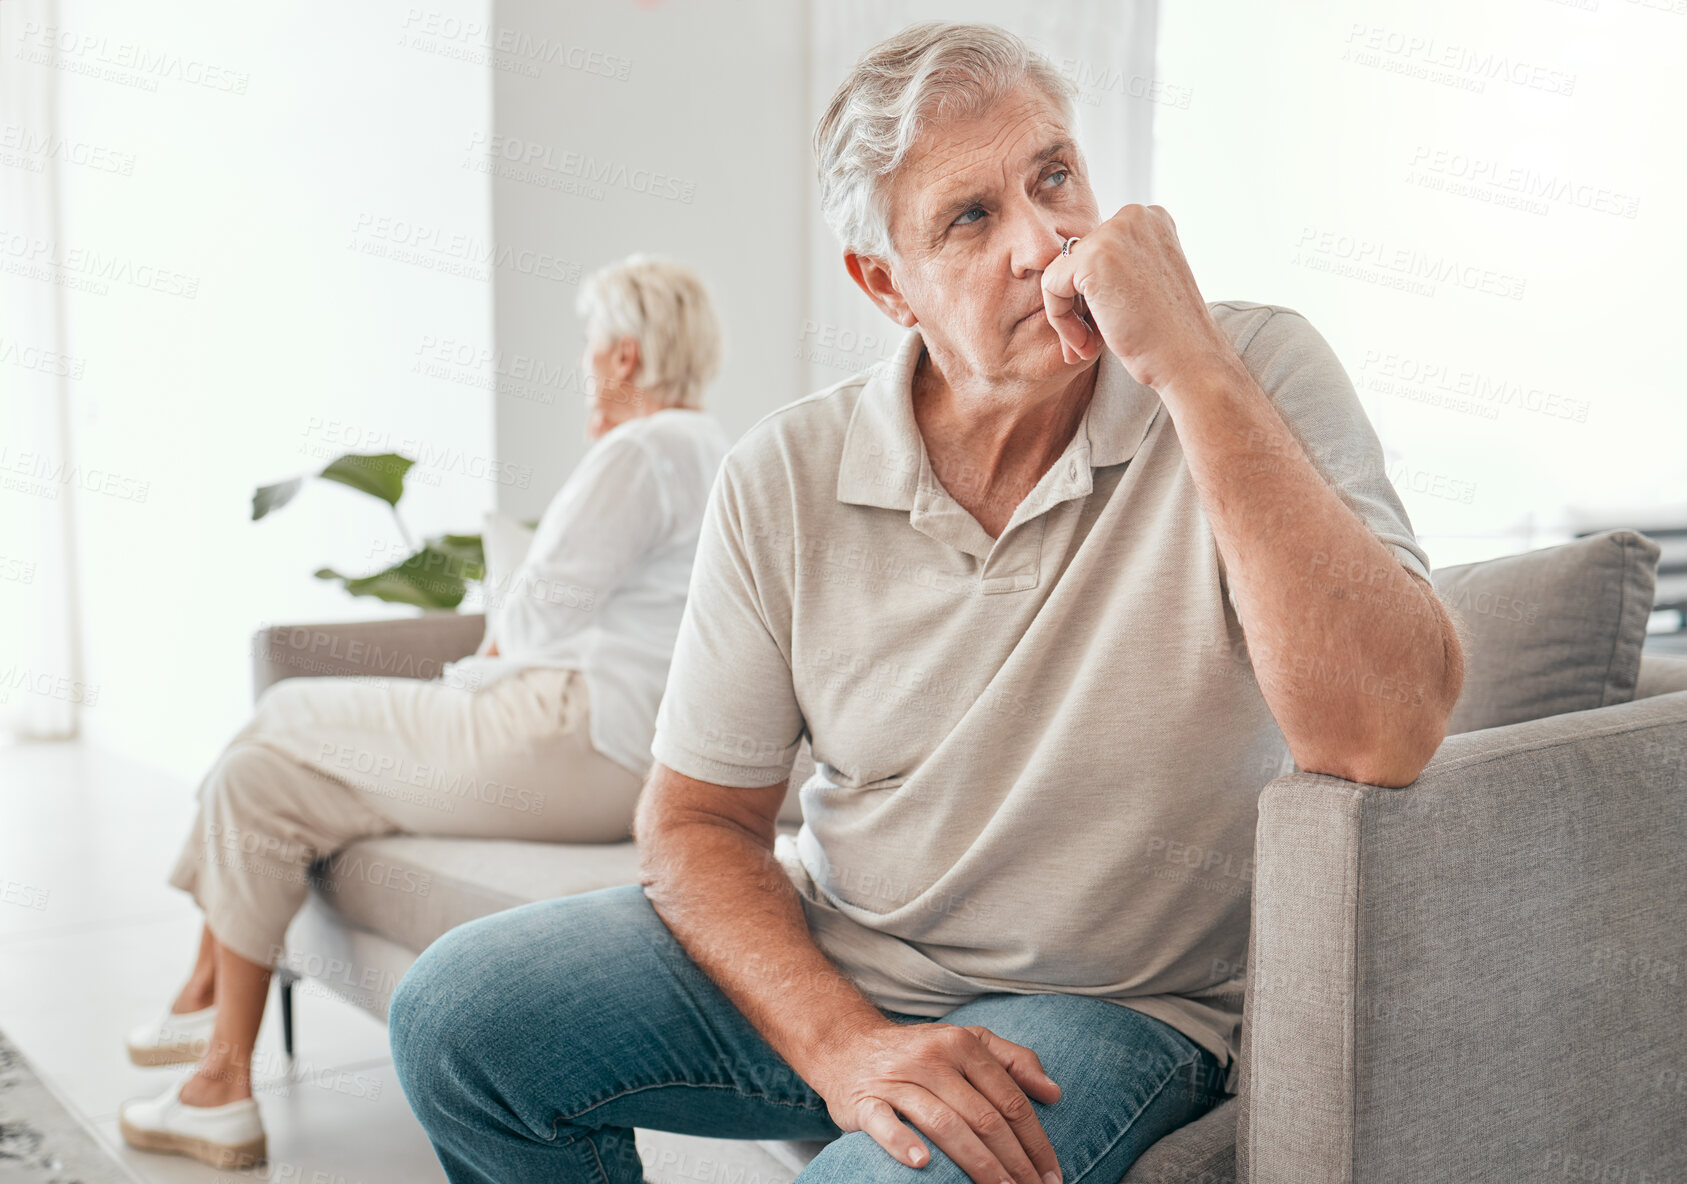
[844,252,917,328]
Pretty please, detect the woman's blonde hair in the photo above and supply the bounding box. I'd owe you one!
[574,254,724,409]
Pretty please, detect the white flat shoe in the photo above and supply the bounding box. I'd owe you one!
[126,1003,216,1066]
[119,1077,266,1170]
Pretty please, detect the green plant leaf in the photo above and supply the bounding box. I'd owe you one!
[318,452,415,506]
[426,533,485,581]
[252,477,303,521]
[313,540,483,610]
[314,560,462,609]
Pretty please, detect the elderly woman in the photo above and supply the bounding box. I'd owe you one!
[391,22,1463,1184]
[117,254,733,1170]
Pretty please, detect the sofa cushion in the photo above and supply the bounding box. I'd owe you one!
[312,835,642,957]
[313,822,805,956]
[1637,653,1687,700]
[1431,528,1660,735]
[1118,1095,1238,1183]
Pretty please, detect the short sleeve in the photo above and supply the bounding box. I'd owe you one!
[1220,308,1433,612]
[650,454,806,788]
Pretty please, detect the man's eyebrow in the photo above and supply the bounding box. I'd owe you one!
[1023,139,1076,171]
[926,140,1077,225]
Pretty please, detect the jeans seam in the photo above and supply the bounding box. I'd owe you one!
[549,1079,831,1143]
[586,1134,612,1184]
[1065,1052,1202,1184]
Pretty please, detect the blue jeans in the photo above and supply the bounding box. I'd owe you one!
[389,884,1228,1184]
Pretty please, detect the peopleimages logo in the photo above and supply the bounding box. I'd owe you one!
[0,665,99,705]
[300,418,533,489]
[1342,24,1577,97]
[1406,146,1639,219]
[465,133,696,204]
[1358,349,1590,424]
[0,230,200,299]
[1292,226,1526,301]
[0,125,136,176]
[15,21,250,94]
[0,446,150,503]
[347,213,582,283]
[0,335,86,380]
[411,334,590,406]
[398,10,633,81]
[1056,57,1194,109]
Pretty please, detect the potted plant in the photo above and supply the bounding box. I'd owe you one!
[252,451,486,611]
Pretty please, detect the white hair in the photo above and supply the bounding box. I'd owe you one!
[574,253,723,410]
[813,21,1079,261]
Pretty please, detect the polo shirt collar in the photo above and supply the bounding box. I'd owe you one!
[836,325,1163,515]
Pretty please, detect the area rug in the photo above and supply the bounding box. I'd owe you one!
[0,1028,138,1183]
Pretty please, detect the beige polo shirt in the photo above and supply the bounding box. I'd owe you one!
[650,301,1432,1096]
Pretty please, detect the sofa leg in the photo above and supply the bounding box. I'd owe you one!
[278,971,298,1059]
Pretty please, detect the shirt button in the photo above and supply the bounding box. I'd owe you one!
[1068,460,1079,479]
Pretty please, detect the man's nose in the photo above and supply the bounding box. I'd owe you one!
[1007,204,1064,276]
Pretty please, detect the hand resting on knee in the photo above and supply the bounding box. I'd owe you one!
[635,762,1065,1184]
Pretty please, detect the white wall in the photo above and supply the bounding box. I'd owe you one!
[1,0,496,781]
[486,0,810,522]
[1155,0,1687,567]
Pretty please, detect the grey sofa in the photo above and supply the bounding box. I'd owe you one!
[257,530,1687,1183]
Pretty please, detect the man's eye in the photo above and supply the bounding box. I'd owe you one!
[1043,168,1069,188]
[953,206,985,227]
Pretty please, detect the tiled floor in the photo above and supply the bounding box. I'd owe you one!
[0,739,448,1184]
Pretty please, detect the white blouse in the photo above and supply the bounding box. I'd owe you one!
[443,408,733,778]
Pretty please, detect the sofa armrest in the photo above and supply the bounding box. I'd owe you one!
[1240,690,1687,1184]
[251,613,487,704]
[1636,652,1687,700]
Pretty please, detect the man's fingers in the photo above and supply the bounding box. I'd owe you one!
[855,1094,934,1171]
[1040,253,1091,362]
[922,1071,1046,1184]
[966,1027,1061,1103]
[957,1030,1062,1184]
[878,1083,1019,1184]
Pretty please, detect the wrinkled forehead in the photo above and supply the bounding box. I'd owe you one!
[884,83,1080,253]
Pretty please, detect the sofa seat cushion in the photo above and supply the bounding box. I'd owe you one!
[1118,1094,1237,1182]
[312,823,803,957]
[311,835,642,956]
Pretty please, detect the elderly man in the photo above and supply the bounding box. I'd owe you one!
[390,20,1464,1184]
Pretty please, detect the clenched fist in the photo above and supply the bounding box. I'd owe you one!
[1040,204,1237,395]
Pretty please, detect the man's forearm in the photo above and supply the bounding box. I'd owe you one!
[1160,355,1462,786]
[636,809,888,1082]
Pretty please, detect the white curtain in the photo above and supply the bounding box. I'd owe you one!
[802,0,1162,394]
[1,0,84,742]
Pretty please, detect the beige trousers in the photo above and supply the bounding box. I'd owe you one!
[168,666,645,968]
